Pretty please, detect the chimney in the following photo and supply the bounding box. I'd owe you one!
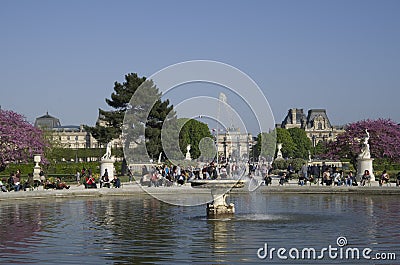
[291,108,297,124]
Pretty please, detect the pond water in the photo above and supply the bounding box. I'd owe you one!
[0,193,399,264]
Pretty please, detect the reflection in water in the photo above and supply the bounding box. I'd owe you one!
[0,194,399,264]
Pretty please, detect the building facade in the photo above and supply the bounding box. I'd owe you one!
[279,108,345,146]
[34,112,99,149]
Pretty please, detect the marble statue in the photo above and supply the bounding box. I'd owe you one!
[185,145,192,160]
[276,143,283,159]
[359,129,371,159]
[158,152,162,164]
[102,142,112,160]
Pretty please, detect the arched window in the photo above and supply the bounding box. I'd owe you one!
[318,122,323,130]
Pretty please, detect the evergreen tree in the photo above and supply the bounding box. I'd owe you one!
[86,73,175,161]
[288,127,312,159]
[86,73,146,145]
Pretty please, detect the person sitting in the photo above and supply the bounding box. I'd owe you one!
[379,170,390,186]
[323,169,331,186]
[100,169,110,188]
[44,179,57,189]
[264,175,272,186]
[334,171,343,186]
[177,174,185,185]
[345,171,353,186]
[0,179,7,192]
[150,172,160,187]
[7,174,14,191]
[111,175,121,188]
[55,177,70,189]
[84,175,97,189]
[101,175,111,188]
[220,166,228,179]
[298,173,305,186]
[397,172,400,187]
[12,172,22,192]
[360,170,371,186]
[22,173,35,191]
[279,173,286,185]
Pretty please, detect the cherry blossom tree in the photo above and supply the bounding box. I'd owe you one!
[324,119,400,167]
[0,109,46,171]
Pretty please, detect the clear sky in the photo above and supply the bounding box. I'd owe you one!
[1,0,399,130]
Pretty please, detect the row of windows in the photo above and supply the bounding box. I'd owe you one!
[52,135,91,141]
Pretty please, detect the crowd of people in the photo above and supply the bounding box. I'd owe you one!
[79,167,121,189]
[276,162,400,187]
[2,163,400,192]
[139,162,249,187]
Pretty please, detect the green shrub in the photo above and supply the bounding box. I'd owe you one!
[289,158,306,172]
[272,159,287,170]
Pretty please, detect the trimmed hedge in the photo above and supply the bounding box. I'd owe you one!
[1,161,123,177]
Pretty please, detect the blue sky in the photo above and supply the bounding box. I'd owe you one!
[1,0,399,131]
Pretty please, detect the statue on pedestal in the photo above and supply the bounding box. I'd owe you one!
[185,145,192,160]
[100,142,115,179]
[102,142,112,160]
[276,143,283,160]
[357,129,375,182]
[358,129,371,159]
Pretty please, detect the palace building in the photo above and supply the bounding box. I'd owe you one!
[34,112,99,149]
[278,108,345,146]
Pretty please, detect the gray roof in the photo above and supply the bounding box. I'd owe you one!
[281,108,306,126]
[34,112,61,128]
[306,109,332,128]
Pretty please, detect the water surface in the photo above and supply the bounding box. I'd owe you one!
[0,193,399,264]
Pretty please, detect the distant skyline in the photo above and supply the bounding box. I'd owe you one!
[1,0,399,129]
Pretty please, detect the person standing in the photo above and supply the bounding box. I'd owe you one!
[300,163,308,182]
[76,170,81,185]
[128,168,133,183]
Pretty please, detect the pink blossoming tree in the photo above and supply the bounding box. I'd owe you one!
[0,109,46,171]
[324,119,400,168]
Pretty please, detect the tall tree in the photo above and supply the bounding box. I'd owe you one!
[324,119,400,168]
[86,73,146,145]
[178,118,213,159]
[86,73,175,161]
[276,128,296,158]
[288,127,312,159]
[0,109,47,171]
[253,130,276,161]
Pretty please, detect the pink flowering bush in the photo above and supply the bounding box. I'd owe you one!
[324,119,400,167]
[0,109,47,171]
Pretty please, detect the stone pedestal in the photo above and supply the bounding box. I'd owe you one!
[33,154,41,181]
[357,158,375,182]
[191,179,245,218]
[100,159,115,178]
[207,189,235,216]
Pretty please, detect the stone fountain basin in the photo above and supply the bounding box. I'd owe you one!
[191,179,245,189]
